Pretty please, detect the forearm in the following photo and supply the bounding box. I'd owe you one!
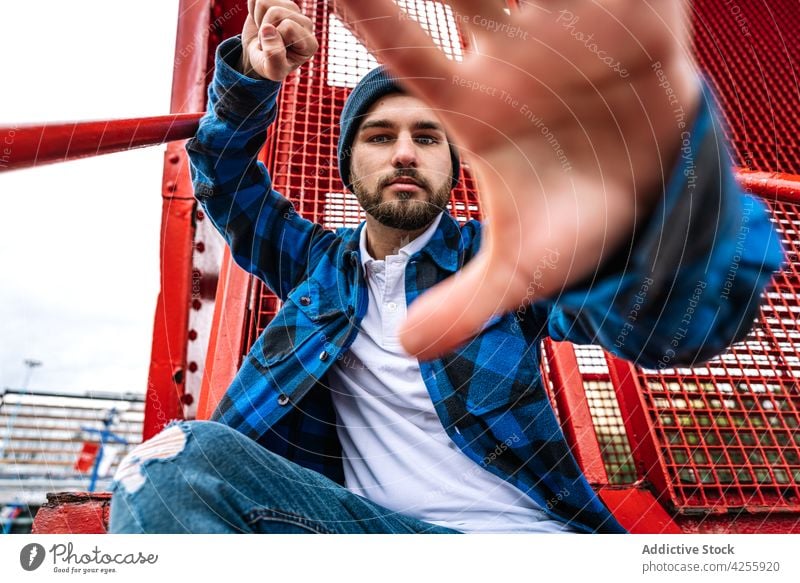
[543,81,786,369]
[186,34,281,195]
[185,35,332,299]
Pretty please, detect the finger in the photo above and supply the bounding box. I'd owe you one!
[506,0,539,13]
[253,0,302,28]
[264,5,314,33]
[276,19,318,60]
[397,250,522,360]
[251,22,290,74]
[449,0,511,31]
[334,0,453,102]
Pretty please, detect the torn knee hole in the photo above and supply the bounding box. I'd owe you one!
[113,423,188,495]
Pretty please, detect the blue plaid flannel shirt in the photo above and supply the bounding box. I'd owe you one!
[185,36,786,534]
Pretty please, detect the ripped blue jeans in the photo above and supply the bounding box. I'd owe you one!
[108,420,462,534]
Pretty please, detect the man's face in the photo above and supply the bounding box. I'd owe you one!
[350,93,454,231]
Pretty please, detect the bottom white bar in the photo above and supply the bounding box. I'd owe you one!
[1,534,797,582]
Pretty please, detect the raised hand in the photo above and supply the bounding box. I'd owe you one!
[241,0,319,81]
[334,0,702,360]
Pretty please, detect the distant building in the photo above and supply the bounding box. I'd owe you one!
[0,388,144,533]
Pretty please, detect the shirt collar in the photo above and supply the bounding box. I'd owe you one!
[359,211,444,269]
[343,210,465,275]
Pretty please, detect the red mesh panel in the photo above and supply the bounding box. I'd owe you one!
[616,194,800,514]
[692,0,800,173]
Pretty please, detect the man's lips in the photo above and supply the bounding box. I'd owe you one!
[386,178,424,192]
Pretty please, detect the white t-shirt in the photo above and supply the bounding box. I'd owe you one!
[326,212,578,533]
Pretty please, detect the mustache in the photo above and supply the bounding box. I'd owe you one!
[378,169,430,192]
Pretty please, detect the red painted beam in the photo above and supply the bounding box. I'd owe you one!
[676,512,800,534]
[0,114,200,173]
[142,0,215,439]
[606,355,672,502]
[544,339,610,485]
[197,250,251,420]
[598,487,682,534]
[736,170,800,204]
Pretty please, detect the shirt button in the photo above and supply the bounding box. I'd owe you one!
[277,394,290,406]
[386,302,398,312]
[319,350,329,361]
[299,296,311,306]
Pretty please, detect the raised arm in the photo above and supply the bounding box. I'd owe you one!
[185,0,334,300]
[541,83,786,369]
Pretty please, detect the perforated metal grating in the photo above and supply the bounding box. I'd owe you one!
[612,0,800,514]
[622,197,800,513]
[692,0,800,174]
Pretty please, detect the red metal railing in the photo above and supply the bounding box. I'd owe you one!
[0,115,200,172]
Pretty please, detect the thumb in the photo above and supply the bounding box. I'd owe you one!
[248,22,290,80]
[398,251,512,360]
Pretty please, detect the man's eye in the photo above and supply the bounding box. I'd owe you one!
[366,135,439,145]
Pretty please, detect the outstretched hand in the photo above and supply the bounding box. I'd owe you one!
[334,0,701,360]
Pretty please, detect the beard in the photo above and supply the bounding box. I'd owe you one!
[351,168,452,231]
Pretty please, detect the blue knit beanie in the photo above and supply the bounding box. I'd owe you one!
[337,65,461,193]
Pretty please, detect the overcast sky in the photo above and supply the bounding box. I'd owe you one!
[0,1,180,394]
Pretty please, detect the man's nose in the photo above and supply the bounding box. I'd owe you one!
[391,134,418,168]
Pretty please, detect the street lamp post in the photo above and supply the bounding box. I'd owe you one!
[80,408,129,492]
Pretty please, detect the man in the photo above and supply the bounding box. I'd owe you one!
[109,0,784,534]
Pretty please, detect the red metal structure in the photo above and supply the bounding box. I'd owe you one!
[2,0,797,534]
